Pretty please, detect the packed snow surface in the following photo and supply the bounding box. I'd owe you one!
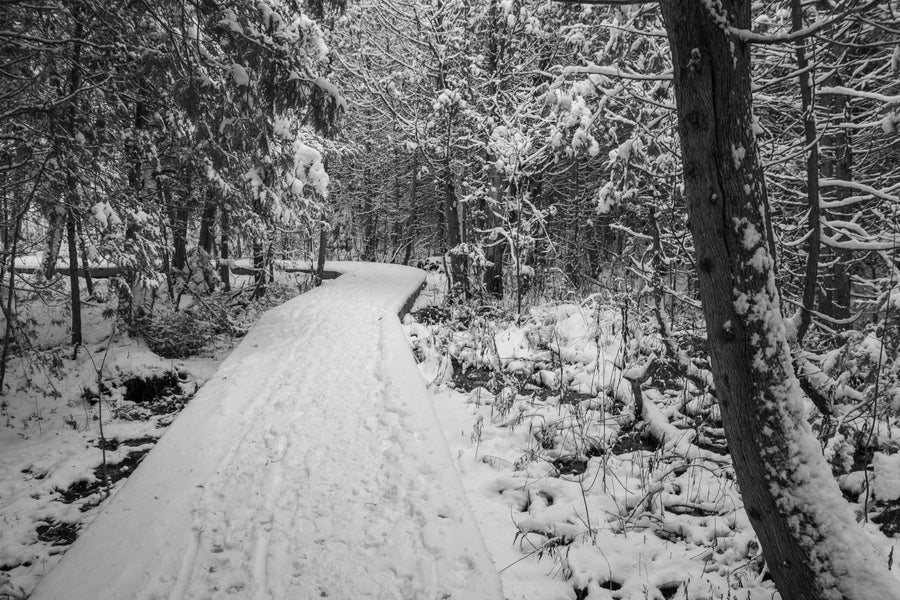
[29,262,503,600]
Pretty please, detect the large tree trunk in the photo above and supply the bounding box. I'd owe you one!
[658,2,898,599]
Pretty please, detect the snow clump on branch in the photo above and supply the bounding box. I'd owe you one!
[292,141,329,198]
[90,202,122,231]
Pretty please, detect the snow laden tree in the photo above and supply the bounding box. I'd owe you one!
[625,1,899,598]
[406,0,475,296]
[327,0,475,292]
[324,0,439,263]
[0,0,339,360]
[0,0,135,350]
[744,3,900,345]
[467,0,581,304]
[543,5,682,292]
[330,0,645,301]
[175,1,339,298]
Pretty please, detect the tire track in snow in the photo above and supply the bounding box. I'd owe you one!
[167,528,201,600]
[185,307,321,599]
[282,311,393,598]
[251,429,287,600]
[159,350,303,600]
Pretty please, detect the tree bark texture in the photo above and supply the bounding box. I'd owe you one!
[199,190,217,255]
[219,207,231,292]
[252,238,267,298]
[316,223,327,286]
[443,166,467,297]
[362,189,378,261]
[66,206,82,348]
[64,12,84,349]
[658,2,897,599]
[819,69,853,322]
[118,99,147,325]
[170,200,189,272]
[44,208,64,279]
[406,149,420,264]
[0,211,24,394]
[483,166,505,297]
[77,220,93,297]
[792,0,821,345]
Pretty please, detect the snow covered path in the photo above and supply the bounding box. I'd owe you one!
[30,263,504,600]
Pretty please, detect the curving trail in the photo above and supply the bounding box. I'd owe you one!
[30,262,503,600]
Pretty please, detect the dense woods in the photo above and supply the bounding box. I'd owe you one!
[1,0,338,356]
[2,1,900,599]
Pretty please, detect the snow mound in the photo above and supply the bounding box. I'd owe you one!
[874,452,900,502]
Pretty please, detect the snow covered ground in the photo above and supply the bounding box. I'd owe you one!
[0,267,317,599]
[25,262,503,600]
[404,293,900,600]
[6,265,899,600]
[0,294,225,598]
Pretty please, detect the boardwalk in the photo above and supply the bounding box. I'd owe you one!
[30,263,503,600]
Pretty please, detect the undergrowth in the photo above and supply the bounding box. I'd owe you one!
[131,279,312,359]
[408,291,900,600]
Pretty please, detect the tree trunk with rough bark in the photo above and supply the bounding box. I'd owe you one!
[0,210,24,394]
[792,0,820,345]
[252,238,267,298]
[66,206,82,349]
[170,200,189,272]
[64,12,83,351]
[483,167,505,297]
[362,188,378,262]
[77,220,93,297]
[659,2,898,598]
[219,207,231,292]
[199,190,217,255]
[316,223,327,286]
[819,69,853,323]
[443,166,467,298]
[402,150,419,266]
[118,97,147,327]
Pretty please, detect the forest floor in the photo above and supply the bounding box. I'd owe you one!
[0,267,320,599]
[5,263,502,600]
[404,275,900,600]
[1,266,898,600]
